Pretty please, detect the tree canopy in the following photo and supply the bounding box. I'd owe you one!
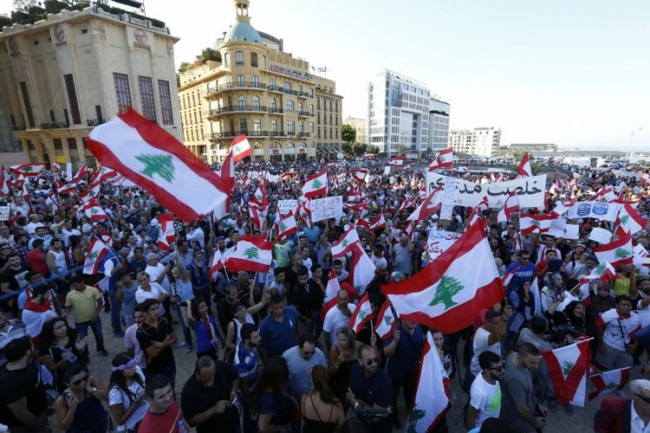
[342,124,356,144]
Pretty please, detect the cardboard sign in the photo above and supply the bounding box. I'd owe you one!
[65,163,72,181]
[311,196,344,222]
[589,227,612,245]
[277,200,298,216]
[426,230,462,261]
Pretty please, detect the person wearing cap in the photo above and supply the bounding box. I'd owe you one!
[594,379,650,433]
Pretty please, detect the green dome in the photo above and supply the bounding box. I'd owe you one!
[224,21,262,43]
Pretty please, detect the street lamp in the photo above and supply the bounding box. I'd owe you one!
[627,128,643,161]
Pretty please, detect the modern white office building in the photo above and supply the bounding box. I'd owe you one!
[367,69,431,156]
[449,127,501,157]
[428,97,450,152]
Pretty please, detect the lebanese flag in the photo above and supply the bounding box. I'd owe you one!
[389,157,404,167]
[83,199,108,221]
[616,203,646,236]
[225,235,273,273]
[594,233,633,267]
[321,270,342,320]
[83,237,114,275]
[407,186,443,221]
[501,268,516,288]
[519,213,555,235]
[21,180,30,202]
[57,182,77,195]
[589,367,631,400]
[90,166,117,186]
[374,301,397,341]
[368,213,387,231]
[73,164,88,183]
[249,183,268,209]
[497,192,520,224]
[349,243,376,295]
[281,168,296,179]
[301,170,328,199]
[592,186,617,202]
[248,205,268,232]
[209,247,226,279]
[0,167,8,197]
[382,222,504,334]
[583,261,620,282]
[428,147,453,171]
[542,339,591,407]
[296,199,312,228]
[10,163,45,177]
[551,200,572,217]
[350,168,368,183]
[217,148,235,190]
[87,108,231,222]
[331,227,361,259]
[396,198,415,215]
[467,196,489,227]
[275,211,297,241]
[45,195,58,212]
[231,134,252,162]
[81,182,100,203]
[408,331,450,432]
[156,214,176,252]
[348,293,372,334]
[517,153,532,177]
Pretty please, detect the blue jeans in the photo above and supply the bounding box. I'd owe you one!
[75,319,105,352]
[108,289,123,335]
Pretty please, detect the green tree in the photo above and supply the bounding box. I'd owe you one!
[352,142,367,156]
[342,124,356,144]
[136,154,175,182]
[429,276,464,310]
[178,62,192,74]
[341,142,353,155]
[198,47,221,63]
[13,0,39,9]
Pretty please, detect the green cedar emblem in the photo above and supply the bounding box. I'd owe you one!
[136,154,175,182]
[358,309,367,321]
[384,314,393,326]
[615,248,632,259]
[279,222,287,233]
[90,208,99,215]
[342,239,348,247]
[429,276,464,310]
[531,220,540,226]
[312,178,323,189]
[244,247,259,260]
[89,251,99,261]
[621,215,629,225]
[563,360,574,377]
[407,409,426,433]
[594,263,606,275]
[23,166,33,172]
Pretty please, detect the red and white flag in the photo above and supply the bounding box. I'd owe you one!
[407,186,443,221]
[331,228,361,259]
[368,213,387,231]
[467,196,489,227]
[225,235,273,273]
[517,153,532,177]
[382,222,504,334]
[389,157,404,167]
[542,339,591,407]
[301,169,328,199]
[83,199,108,221]
[0,167,9,197]
[89,166,117,186]
[321,270,342,320]
[275,211,297,241]
[217,149,235,190]
[374,301,397,341]
[396,198,415,215]
[73,163,88,183]
[83,237,114,275]
[350,168,368,183]
[10,163,45,177]
[87,109,231,222]
[348,293,372,334]
[348,243,377,295]
[57,182,77,195]
[642,173,650,186]
[156,214,176,252]
[51,162,61,171]
[296,199,312,228]
[408,331,450,432]
[592,186,617,202]
[519,213,555,235]
[589,367,631,400]
[428,147,453,171]
[497,192,520,224]
[594,233,633,267]
[231,134,252,162]
[616,202,646,236]
[501,268,516,288]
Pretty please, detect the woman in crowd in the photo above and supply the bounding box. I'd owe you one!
[586,281,617,339]
[257,356,298,433]
[327,327,358,407]
[187,297,221,360]
[54,364,109,433]
[108,352,149,433]
[432,329,454,378]
[39,316,88,394]
[506,280,535,351]
[541,272,566,313]
[300,365,345,432]
[563,300,588,337]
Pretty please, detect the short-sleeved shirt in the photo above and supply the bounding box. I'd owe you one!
[470,327,501,377]
[108,367,149,430]
[501,353,535,433]
[138,400,185,433]
[65,286,101,323]
[181,362,239,433]
[136,318,175,373]
[385,325,424,384]
[259,307,299,358]
[258,389,295,427]
[323,304,356,346]
[469,372,502,429]
[0,362,48,428]
[233,341,260,390]
[348,363,393,408]
[597,308,641,351]
[0,319,29,364]
[124,323,146,369]
[282,346,327,399]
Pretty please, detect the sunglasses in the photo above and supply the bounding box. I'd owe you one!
[365,357,380,366]
[636,393,650,404]
[72,374,89,386]
[489,364,505,372]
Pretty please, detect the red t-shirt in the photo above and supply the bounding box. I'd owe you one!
[26,249,48,275]
[138,400,186,433]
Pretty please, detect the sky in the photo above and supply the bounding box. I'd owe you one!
[1,0,649,151]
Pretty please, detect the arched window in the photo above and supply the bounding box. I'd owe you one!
[238,95,246,110]
[286,100,294,112]
[237,75,245,86]
[298,103,303,113]
[309,104,314,115]
[252,96,260,110]
[270,98,277,110]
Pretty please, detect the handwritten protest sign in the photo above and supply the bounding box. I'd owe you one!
[311,196,343,222]
[277,200,298,216]
[440,178,457,221]
[426,173,547,208]
[427,230,463,261]
[0,206,8,221]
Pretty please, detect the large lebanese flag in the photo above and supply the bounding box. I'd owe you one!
[231,134,252,162]
[331,227,361,259]
[301,170,328,198]
[519,213,555,235]
[83,199,108,221]
[83,237,114,275]
[428,147,453,171]
[156,214,176,252]
[542,339,591,407]
[10,163,45,177]
[594,233,633,267]
[350,168,368,183]
[275,211,298,241]
[348,243,376,295]
[382,222,504,334]
[225,235,273,273]
[589,367,630,400]
[407,186,443,221]
[320,270,341,320]
[348,293,372,334]
[517,153,532,177]
[87,109,231,222]
[408,331,450,432]
[616,202,646,236]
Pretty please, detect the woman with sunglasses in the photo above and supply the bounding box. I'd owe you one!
[55,364,109,433]
[108,352,149,433]
[39,316,88,394]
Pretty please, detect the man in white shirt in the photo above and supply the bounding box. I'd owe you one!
[322,289,355,352]
[467,351,504,431]
[596,295,640,370]
[468,309,510,387]
[124,303,148,372]
[371,244,388,270]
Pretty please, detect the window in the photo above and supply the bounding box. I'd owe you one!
[270,78,276,89]
[287,120,295,134]
[309,104,314,115]
[330,129,333,139]
[251,52,258,67]
[253,119,261,133]
[158,80,173,125]
[138,76,156,122]
[251,75,259,87]
[63,74,81,125]
[286,100,294,111]
[283,82,291,93]
[252,96,260,110]
[238,95,246,110]
[271,120,278,132]
[309,88,314,98]
[317,128,321,139]
[224,53,229,67]
[113,73,132,113]
[298,85,303,94]
[299,122,304,133]
[235,51,244,66]
[240,118,248,133]
[270,98,277,110]
[310,122,314,133]
[237,75,245,86]
[298,103,303,113]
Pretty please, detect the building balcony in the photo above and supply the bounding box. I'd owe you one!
[270,131,285,137]
[297,111,313,117]
[220,105,268,114]
[40,122,70,129]
[11,125,26,131]
[219,82,267,91]
[203,109,220,118]
[201,87,220,100]
[268,108,284,114]
[296,91,310,99]
[247,130,270,137]
[86,119,104,127]
[298,132,311,138]
[268,85,284,94]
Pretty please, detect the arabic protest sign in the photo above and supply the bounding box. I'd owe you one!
[566,201,621,221]
[440,177,457,221]
[384,166,391,175]
[65,163,73,181]
[311,196,344,222]
[0,206,8,221]
[426,173,547,208]
[277,200,298,216]
[427,230,463,261]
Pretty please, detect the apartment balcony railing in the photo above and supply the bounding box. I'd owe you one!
[40,122,69,129]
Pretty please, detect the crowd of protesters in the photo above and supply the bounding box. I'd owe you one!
[1,156,650,433]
